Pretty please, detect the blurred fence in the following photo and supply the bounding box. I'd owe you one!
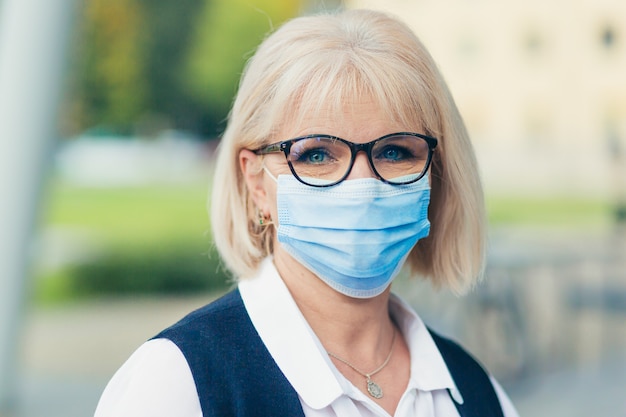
[396,224,626,384]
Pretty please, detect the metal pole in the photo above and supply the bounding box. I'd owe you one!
[0,0,76,412]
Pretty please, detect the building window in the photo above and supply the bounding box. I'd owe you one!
[525,31,544,54]
[600,25,617,50]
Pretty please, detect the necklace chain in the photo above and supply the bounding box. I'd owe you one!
[327,328,397,399]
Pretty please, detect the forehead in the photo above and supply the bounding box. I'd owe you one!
[276,95,423,142]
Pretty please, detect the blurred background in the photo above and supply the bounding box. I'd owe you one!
[1,0,625,416]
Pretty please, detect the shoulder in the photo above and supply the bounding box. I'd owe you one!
[490,376,521,417]
[94,290,253,417]
[153,289,253,360]
[429,329,519,417]
[94,338,201,417]
[95,291,244,417]
[155,289,245,340]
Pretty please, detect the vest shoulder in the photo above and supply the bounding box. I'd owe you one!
[153,289,244,342]
[428,327,504,417]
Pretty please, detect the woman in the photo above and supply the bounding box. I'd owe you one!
[95,9,519,417]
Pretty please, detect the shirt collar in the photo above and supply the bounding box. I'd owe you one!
[238,258,463,409]
[389,293,464,404]
[238,258,344,409]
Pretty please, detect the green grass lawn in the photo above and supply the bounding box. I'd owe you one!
[43,181,613,245]
[43,181,212,247]
[35,179,228,303]
[35,180,615,303]
[486,195,614,228]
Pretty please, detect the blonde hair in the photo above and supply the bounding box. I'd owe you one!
[210,9,486,294]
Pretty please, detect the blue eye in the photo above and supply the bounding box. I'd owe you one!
[303,149,327,164]
[293,148,332,164]
[376,145,411,161]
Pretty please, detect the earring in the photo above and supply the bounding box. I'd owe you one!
[258,209,272,226]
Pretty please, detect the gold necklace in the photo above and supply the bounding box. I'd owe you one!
[327,328,397,399]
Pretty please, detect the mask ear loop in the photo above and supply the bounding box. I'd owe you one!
[262,163,278,183]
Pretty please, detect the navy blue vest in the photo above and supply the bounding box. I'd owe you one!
[155,290,503,417]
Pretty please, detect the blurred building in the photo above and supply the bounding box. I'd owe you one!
[347,0,626,197]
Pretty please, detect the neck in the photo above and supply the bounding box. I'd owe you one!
[273,245,396,360]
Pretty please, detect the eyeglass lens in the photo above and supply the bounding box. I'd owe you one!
[286,135,430,186]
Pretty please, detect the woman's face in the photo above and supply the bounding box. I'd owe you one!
[240,97,422,273]
[238,96,426,292]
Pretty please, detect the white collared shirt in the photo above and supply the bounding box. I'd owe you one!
[95,259,519,417]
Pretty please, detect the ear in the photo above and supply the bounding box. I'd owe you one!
[239,149,271,214]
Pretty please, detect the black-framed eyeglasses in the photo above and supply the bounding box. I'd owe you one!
[253,132,438,187]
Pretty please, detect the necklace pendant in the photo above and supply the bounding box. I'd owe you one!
[366,379,383,399]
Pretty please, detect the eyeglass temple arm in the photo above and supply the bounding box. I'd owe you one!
[254,143,283,155]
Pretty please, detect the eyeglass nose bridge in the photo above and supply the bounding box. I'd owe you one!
[350,141,372,154]
[344,141,379,179]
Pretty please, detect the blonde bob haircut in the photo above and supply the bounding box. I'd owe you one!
[210,9,486,294]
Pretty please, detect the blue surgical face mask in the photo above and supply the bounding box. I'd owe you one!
[269,171,431,298]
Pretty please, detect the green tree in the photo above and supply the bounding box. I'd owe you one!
[64,0,302,138]
[70,0,147,134]
[183,0,301,136]
[134,0,205,134]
